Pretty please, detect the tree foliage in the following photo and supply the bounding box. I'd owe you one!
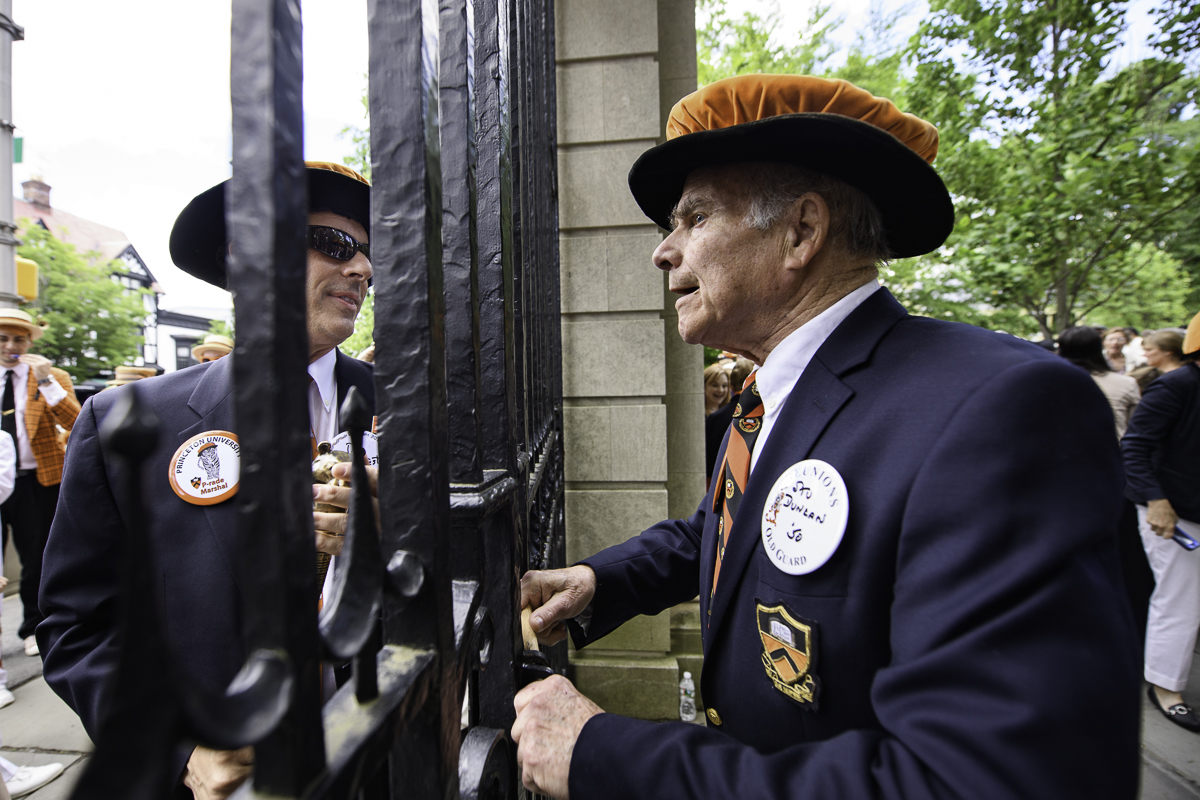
[341,290,375,358]
[697,0,1199,337]
[207,318,234,339]
[905,0,1200,336]
[17,223,148,383]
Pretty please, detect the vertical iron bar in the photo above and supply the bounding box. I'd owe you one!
[367,0,459,795]
[228,0,325,793]
[473,0,526,731]
[441,0,485,486]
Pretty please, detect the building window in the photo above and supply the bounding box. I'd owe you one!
[174,336,200,372]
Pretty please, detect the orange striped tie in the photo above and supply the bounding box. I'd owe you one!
[711,371,762,602]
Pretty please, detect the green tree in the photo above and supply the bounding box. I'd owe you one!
[341,290,374,357]
[18,224,149,383]
[904,0,1200,337]
[698,0,839,86]
[207,318,234,339]
[340,87,371,179]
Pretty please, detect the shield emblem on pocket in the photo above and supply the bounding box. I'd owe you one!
[756,601,820,709]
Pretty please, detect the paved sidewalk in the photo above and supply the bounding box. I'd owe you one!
[0,596,92,798]
[0,593,1196,798]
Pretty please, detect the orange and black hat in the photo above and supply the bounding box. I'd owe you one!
[169,161,370,289]
[627,74,954,258]
[1184,311,1200,357]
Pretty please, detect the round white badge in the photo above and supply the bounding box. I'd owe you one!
[760,459,849,575]
[328,430,379,467]
[168,431,240,506]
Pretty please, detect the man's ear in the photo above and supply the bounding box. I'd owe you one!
[782,192,829,272]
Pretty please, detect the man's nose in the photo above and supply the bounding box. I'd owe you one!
[652,231,680,271]
[345,253,372,284]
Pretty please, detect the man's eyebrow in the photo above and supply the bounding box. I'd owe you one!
[669,192,717,230]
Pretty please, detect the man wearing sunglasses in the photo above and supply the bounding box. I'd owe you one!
[37,162,375,800]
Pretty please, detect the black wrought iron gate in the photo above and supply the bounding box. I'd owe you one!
[70,0,564,796]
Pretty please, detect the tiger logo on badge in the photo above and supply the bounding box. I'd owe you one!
[169,431,240,505]
[756,601,820,710]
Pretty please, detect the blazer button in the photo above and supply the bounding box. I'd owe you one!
[706,707,722,726]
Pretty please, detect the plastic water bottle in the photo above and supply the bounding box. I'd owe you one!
[679,671,697,722]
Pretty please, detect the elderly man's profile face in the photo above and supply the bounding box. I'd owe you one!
[654,165,792,357]
[306,210,372,359]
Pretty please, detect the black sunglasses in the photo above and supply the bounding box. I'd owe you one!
[307,225,370,262]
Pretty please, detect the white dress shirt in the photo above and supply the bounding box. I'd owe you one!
[0,431,15,505]
[749,280,880,475]
[1,363,68,471]
[307,349,339,448]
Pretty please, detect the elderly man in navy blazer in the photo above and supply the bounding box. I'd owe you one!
[37,162,375,800]
[512,75,1141,800]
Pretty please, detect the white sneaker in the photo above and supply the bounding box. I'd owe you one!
[0,687,14,708]
[23,637,37,657]
[6,763,65,797]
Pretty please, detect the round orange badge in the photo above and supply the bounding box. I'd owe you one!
[168,430,240,506]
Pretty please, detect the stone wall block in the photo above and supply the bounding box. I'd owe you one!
[569,653,680,719]
[557,145,651,229]
[609,405,667,481]
[560,235,610,313]
[560,232,662,314]
[556,0,658,62]
[563,405,612,482]
[566,489,668,562]
[606,233,662,311]
[561,318,665,397]
[557,60,661,145]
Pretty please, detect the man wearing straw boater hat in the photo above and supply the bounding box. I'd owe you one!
[191,333,235,364]
[38,162,375,799]
[0,308,79,661]
[514,75,1139,799]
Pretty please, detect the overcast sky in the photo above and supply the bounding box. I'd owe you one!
[12,0,370,314]
[10,0,1159,317]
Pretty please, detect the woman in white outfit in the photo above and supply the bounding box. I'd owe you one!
[1121,313,1200,733]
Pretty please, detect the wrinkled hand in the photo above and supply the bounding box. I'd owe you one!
[511,675,602,799]
[183,746,253,800]
[1147,498,1179,539]
[19,354,53,382]
[519,566,596,646]
[313,463,379,556]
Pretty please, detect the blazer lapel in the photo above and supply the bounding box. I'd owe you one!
[24,371,44,440]
[705,288,908,641]
[179,357,243,594]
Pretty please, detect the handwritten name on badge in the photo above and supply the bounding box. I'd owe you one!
[761,459,849,575]
[168,431,240,506]
[328,430,379,467]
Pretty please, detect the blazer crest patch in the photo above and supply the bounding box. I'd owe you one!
[756,601,820,710]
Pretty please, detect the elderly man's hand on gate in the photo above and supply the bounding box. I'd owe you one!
[520,565,596,646]
[313,463,380,556]
[512,675,602,799]
[183,746,253,800]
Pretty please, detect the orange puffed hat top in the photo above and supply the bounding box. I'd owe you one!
[1185,311,1200,356]
[628,74,954,258]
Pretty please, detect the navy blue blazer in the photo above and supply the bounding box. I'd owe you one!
[37,351,374,753]
[1121,361,1200,521]
[572,289,1140,800]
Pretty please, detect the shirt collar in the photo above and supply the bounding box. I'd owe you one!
[307,349,338,412]
[2,362,28,379]
[753,281,881,417]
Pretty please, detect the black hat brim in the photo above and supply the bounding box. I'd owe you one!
[169,167,371,289]
[627,113,954,259]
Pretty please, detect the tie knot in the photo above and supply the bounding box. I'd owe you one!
[741,370,758,394]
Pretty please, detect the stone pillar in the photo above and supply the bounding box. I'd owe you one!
[555,0,698,720]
